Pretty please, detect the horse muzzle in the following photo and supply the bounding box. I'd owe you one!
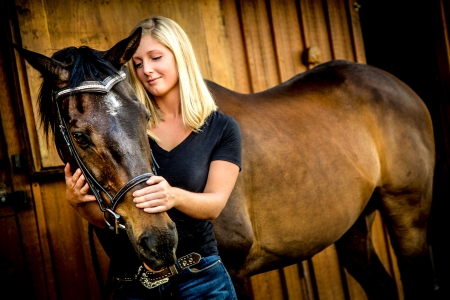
[137,224,178,271]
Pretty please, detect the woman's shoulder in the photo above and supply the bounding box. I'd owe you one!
[205,110,239,129]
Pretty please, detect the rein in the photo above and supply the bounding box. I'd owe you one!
[54,71,153,233]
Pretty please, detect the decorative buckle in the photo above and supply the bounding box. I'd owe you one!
[136,266,170,289]
[135,253,202,289]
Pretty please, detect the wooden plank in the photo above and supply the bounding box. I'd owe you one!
[269,0,307,82]
[299,0,333,66]
[14,0,60,170]
[344,268,368,300]
[239,0,280,92]
[371,211,391,276]
[37,179,93,299]
[250,269,285,300]
[199,0,235,89]
[325,0,354,61]
[283,264,309,300]
[300,260,317,300]
[311,245,346,300]
[221,0,252,93]
[30,182,58,300]
[346,0,366,63]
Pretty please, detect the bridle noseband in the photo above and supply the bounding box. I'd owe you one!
[54,71,153,233]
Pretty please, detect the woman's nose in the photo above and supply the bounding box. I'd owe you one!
[143,63,154,74]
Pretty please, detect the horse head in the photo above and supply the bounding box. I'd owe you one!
[13,28,178,271]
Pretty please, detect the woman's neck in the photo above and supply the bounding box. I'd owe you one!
[154,90,182,121]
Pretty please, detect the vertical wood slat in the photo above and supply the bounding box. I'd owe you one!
[269,0,307,82]
[14,0,61,170]
[199,0,235,89]
[283,264,309,300]
[239,0,280,92]
[300,260,317,300]
[311,245,346,300]
[344,268,368,300]
[325,0,354,61]
[221,0,252,94]
[30,182,58,300]
[37,180,94,299]
[299,0,333,65]
[346,0,366,63]
[250,269,285,300]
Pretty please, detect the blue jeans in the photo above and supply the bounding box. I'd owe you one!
[112,255,237,299]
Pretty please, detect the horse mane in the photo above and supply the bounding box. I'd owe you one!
[38,46,119,138]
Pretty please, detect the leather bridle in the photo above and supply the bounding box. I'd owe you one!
[54,71,153,233]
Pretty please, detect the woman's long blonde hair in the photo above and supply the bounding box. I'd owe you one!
[126,16,217,139]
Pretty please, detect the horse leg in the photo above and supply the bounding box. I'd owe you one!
[379,190,435,300]
[335,201,398,300]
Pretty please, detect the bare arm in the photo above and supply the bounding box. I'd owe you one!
[132,160,239,220]
[64,163,106,228]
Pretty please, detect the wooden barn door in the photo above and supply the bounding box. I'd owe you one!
[2,0,402,299]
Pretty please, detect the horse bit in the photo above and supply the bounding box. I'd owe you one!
[53,71,201,289]
[53,71,154,233]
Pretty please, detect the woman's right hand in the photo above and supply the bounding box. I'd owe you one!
[64,163,96,207]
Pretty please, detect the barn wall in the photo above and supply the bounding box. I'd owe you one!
[1,0,404,299]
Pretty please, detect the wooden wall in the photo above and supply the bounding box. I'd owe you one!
[0,0,404,299]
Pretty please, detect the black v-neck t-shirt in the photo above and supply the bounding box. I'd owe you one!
[150,111,242,258]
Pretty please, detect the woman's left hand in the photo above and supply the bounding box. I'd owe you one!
[132,176,175,213]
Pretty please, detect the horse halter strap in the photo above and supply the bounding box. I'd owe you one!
[54,71,153,233]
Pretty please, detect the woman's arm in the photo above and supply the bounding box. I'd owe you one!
[64,163,106,228]
[132,160,240,220]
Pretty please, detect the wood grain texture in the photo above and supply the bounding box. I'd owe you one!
[299,0,333,64]
[325,0,354,60]
[221,0,252,93]
[346,0,366,63]
[311,245,346,300]
[269,0,307,82]
[239,0,280,92]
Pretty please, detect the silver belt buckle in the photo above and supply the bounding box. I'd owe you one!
[137,266,170,289]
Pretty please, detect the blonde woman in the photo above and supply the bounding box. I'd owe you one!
[65,16,241,299]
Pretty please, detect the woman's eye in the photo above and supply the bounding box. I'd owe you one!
[134,62,142,68]
[152,56,162,61]
[72,132,89,147]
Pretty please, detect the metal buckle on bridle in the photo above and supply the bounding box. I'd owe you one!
[53,71,154,233]
[104,208,126,234]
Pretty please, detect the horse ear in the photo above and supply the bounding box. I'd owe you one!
[12,44,70,81]
[104,27,142,69]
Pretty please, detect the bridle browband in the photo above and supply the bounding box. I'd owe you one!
[54,71,153,233]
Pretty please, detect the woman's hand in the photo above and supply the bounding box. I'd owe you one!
[133,161,239,220]
[132,176,175,213]
[64,163,96,207]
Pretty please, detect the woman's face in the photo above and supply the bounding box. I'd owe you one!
[132,34,179,99]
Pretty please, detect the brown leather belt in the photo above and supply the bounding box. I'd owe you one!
[135,252,202,289]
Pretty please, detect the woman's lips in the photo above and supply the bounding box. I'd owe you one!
[148,77,160,84]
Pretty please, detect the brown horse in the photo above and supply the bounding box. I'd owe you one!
[15,30,435,300]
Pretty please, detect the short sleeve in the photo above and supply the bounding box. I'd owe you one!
[211,116,242,171]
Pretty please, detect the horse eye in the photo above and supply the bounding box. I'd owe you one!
[72,132,90,147]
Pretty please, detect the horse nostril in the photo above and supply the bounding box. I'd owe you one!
[169,221,176,232]
[138,232,157,254]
